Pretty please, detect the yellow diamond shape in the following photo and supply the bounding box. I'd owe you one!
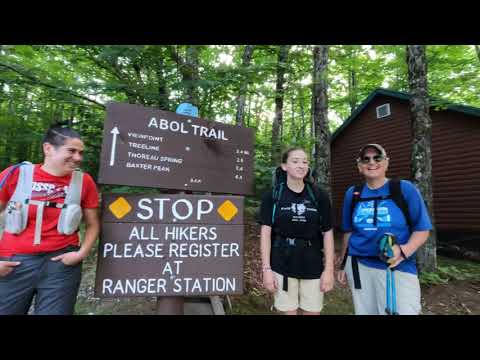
[109,197,132,219]
[217,200,238,222]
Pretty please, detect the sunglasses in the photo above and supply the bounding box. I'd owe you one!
[359,155,385,164]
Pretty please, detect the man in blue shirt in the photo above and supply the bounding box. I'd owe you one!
[337,144,432,315]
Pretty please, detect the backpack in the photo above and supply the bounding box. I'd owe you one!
[271,166,319,225]
[0,162,84,245]
[349,179,412,232]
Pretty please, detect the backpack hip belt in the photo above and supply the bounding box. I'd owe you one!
[273,235,313,248]
[273,234,316,292]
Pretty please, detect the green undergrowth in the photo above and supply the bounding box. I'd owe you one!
[419,256,480,285]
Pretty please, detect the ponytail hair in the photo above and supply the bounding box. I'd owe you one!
[42,121,81,148]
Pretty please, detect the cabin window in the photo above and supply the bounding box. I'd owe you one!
[376,103,391,119]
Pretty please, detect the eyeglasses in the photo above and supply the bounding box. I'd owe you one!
[359,155,385,164]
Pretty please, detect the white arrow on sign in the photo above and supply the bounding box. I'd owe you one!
[109,126,120,166]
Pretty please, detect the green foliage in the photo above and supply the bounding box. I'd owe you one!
[1,44,478,186]
[419,256,480,285]
[427,45,480,108]
[419,271,449,285]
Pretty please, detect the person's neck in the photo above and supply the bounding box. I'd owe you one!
[287,178,304,193]
[366,177,388,190]
[40,163,68,177]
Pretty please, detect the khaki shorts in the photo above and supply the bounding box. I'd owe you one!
[273,272,324,313]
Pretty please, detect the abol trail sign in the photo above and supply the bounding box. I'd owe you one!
[98,102,254,195]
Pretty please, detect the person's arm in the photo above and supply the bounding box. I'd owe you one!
[389,230,429,268]
[78,208,100,259]
[337,232,351,285]
[320,229,334,292]
[335,186,354,267]
[389,181,432,268]
[260,225,272,269]
[260,225,277,292]
[51,208,100,265]
[0,200,22,277]
[336,231,351,267]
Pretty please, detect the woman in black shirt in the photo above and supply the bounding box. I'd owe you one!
[258,147,334,315]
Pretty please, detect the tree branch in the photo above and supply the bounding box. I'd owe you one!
[0,61,105,109]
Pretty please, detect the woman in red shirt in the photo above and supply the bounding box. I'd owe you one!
[0,124,100,315]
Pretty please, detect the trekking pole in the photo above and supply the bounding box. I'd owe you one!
[385,267,398,315]
[379,233,399,315]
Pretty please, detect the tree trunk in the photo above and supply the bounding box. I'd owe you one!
[407,45,437,273]
[246,94,252,127]
[155,51,169,110]
[68,107,75,126]
[167,45,201,107]
[185,46,200,107]
[299,90,305,139]
[475,45,480,62]
[347,46,358,114]
[311,45,331,194]
[348,69,358,114]
[235,45,255,126]
[271,45,289,166]
[290,95,296,142]
[253,97,260,129]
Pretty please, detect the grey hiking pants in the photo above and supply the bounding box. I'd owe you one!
[0,245,82,315]
[345,256,421,315]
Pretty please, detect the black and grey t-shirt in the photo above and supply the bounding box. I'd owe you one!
[257,183,333,279]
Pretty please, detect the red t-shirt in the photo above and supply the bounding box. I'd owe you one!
[0,164,99,256]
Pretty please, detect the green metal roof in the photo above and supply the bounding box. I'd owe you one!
[331,88,480,142]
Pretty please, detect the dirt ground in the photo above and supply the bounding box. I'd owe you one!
[75,219,480,315]
[227,221,480,315]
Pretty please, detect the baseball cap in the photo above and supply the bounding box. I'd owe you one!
[357,144,388,160]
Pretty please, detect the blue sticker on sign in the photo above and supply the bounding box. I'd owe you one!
[176,103,199,118]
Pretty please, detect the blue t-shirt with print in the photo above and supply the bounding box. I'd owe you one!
[341,180,432,274]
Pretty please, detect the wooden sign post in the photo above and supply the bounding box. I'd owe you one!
[95,103,254,314]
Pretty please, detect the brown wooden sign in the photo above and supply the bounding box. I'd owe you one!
[94,194,244,297]
[98,102,254,195]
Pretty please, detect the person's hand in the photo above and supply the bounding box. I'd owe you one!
[387,245,405,269]
[51,251,84,266]
[262,270,278,293]
[320,269,334,293]
[334,252,345,268]
[0,260,21,277]
[337,270,347,286]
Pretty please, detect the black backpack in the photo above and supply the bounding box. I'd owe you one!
[271,166,318,225]
[349,179,412,232]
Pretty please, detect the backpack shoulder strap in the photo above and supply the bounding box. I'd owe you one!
[271,182,284,225]
[305,182,318,208]
[6,162,33,237]
[10,162,34,202]
[350,183,364,221]
[64,169,84,205]
[389,179,413,231]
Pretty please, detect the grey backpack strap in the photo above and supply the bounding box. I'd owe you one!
[29,199,45,245]
[57,169,84,235]
[64,169,83,205]
[10,162,33,202]
[7,162,33,234]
